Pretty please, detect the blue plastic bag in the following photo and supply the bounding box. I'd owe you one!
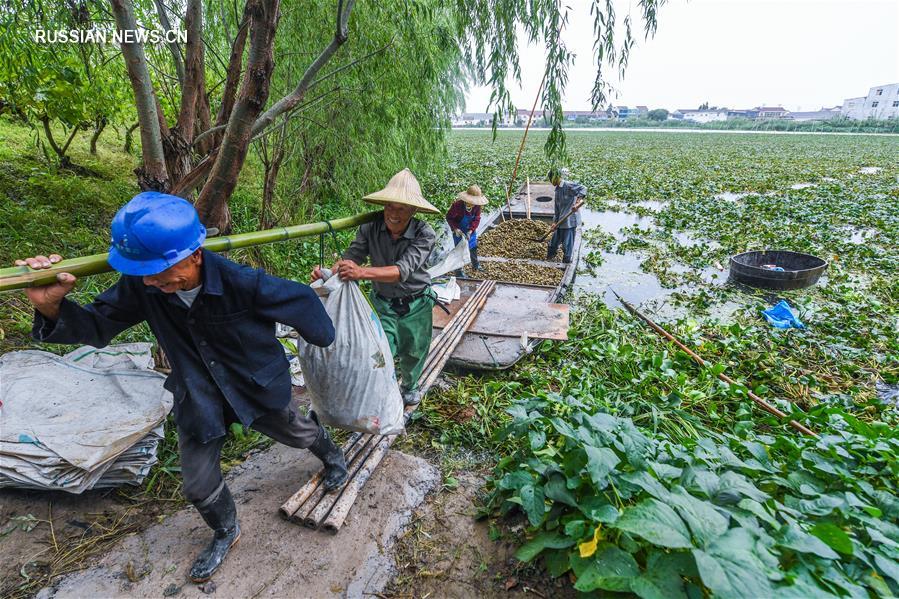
[762,300,805,329]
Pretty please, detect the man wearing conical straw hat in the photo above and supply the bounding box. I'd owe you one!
[446,184,488,274]
[312,168,438,407]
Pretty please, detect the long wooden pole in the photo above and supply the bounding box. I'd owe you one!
[0,210,382,292]
[503,71,548,221]
[610,288,817,437]
[537,199,584,242]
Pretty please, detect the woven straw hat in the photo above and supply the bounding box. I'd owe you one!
[362,168,440,214]
[456,184,488,206]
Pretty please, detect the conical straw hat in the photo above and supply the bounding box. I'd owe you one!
[362,168,440,214]
[456,184,488,206]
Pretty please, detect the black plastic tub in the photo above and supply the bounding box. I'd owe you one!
[729,250,827,290]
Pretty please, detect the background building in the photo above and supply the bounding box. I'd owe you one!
[841,83,899,119]
[785,107,842,121]
[755,106,788,119]
[673,108,729,123]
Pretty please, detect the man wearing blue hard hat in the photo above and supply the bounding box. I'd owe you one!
[17,192,347,583]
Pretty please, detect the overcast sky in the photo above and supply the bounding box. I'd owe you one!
[464,0,899,112]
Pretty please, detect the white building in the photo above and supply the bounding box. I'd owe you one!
[784,107,842,121]
[675,108,729,123]
[755,106,788,119]
[451,112,515,127]
[841,83,899,120]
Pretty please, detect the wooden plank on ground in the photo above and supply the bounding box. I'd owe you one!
[433,296,569,340]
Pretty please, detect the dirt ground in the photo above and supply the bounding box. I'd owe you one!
[0,485,176,598]
[2,449,572,599]
[28,443,438,598]
[2,381,564,599]
[385,472,576,599]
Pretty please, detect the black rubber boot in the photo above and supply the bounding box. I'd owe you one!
[402,387,422,407]
[190,484,240,583]
[470,247,482,271]
[308,411,348,492]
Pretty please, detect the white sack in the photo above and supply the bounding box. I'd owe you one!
[297,272,405,435]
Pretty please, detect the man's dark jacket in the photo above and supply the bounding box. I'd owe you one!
[33,250,334,443]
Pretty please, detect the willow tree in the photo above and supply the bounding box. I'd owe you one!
[256,1,465,225]
[454,0,666,157]
[3,0,663,231]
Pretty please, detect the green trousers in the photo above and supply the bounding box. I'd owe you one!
[370,293,433,392]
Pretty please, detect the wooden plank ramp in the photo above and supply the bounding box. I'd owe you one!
[279,280,497,533]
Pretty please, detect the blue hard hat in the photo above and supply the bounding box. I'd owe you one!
[108,192,207,276]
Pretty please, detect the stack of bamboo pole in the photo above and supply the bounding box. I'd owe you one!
[279,280,497,533]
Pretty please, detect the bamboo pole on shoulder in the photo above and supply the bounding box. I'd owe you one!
[0,210,382,292]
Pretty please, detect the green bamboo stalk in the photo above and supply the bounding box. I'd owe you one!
[0,210,381,292]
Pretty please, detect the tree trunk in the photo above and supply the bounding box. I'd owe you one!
[194,0,281,232]
[110,0,169,191]
[124,122,139,154]
[260,143,284,230]
[40,116,80,168]
[90,117,107,155]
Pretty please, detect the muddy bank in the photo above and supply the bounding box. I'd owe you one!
[34,445,438,598]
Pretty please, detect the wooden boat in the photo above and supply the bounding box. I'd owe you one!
[431,182,582,371]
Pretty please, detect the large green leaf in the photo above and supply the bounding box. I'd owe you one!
[578,497,620,523]
[668,486,729,547]
[874,551,899,585]
[715,471,769,504]
[693,528,775,598]
[778,523,839,559]
[615,498,693,549]
[544,473,578,507]
[573,544,640,592]
[498,470,532,490]
[519,484,546,526]
[630,551,695,599]
[543,548,571,577]
[774,569,840,598]
[514,531,575,562]
[621,470,671,501]
[584,445,620,489]
[615,420,653,467]
[796,494,846,517]
[810,522,854,556]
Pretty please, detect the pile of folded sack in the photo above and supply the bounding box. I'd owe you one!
[0,343,172,493]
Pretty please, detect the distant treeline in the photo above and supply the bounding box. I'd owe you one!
[462,117,899,134]
[575,117,899,133]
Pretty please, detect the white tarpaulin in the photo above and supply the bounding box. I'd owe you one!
[0,343,172,493]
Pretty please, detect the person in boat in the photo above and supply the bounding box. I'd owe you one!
[445,184,488,275]
[17,193,348,584]
[312,168,438,407]
[546,167,587,264]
